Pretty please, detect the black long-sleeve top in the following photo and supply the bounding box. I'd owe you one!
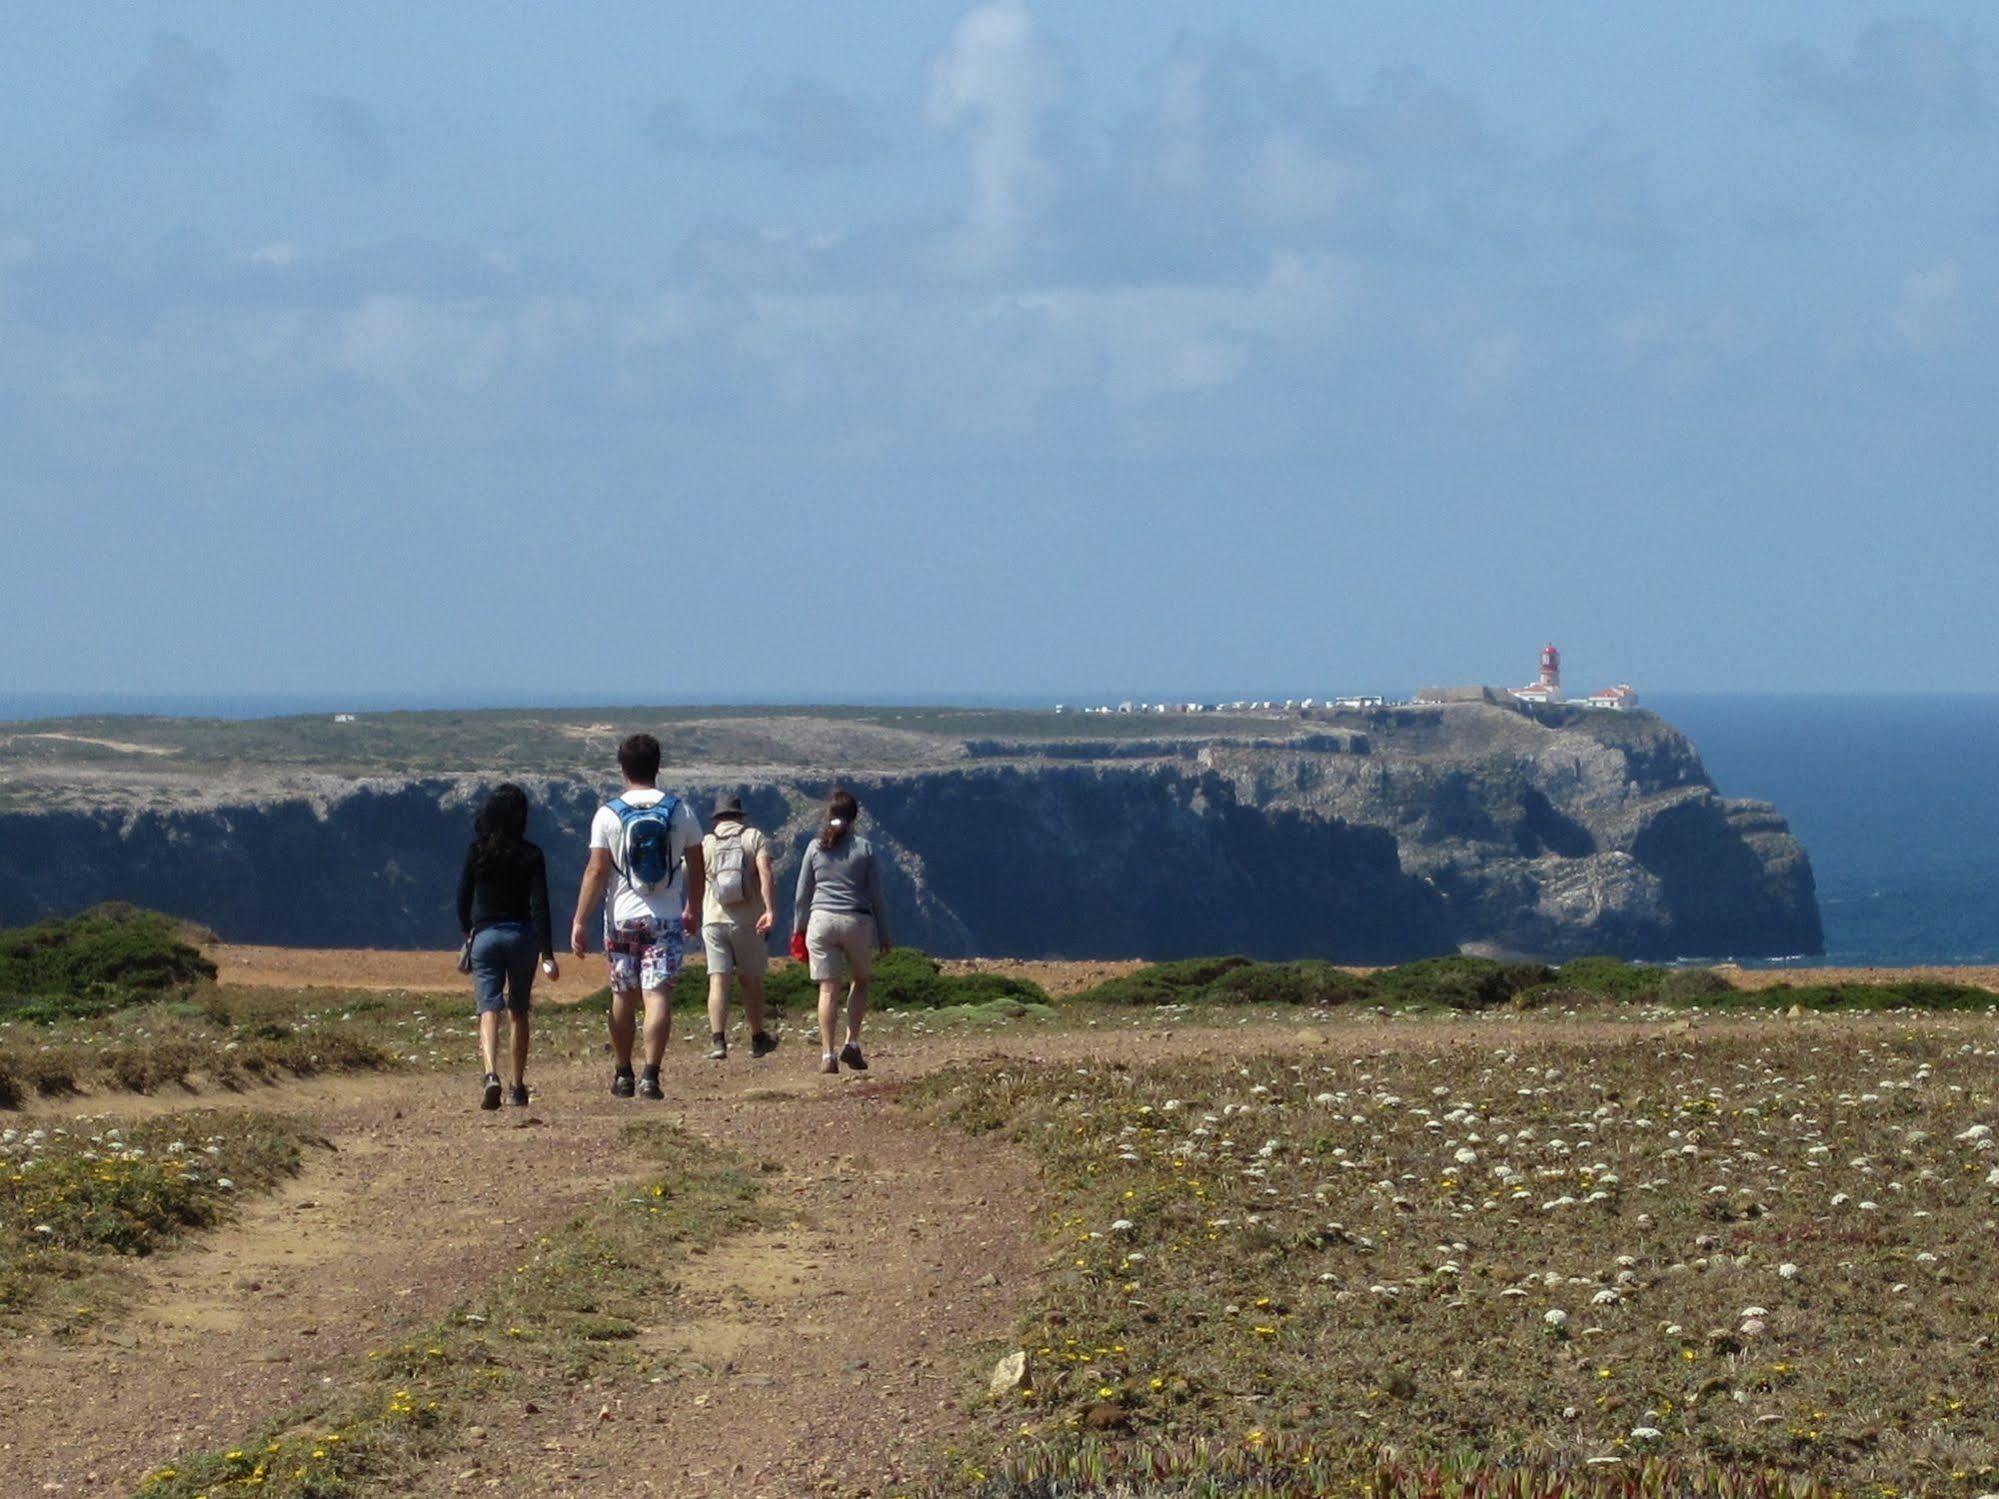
[456,840,554,957]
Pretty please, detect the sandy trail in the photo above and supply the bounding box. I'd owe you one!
[6,1003,1992,1496]
[209,945,1153,1002]
[1,1023,1246,1496]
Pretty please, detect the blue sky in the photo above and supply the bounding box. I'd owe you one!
[3,4,1995,704]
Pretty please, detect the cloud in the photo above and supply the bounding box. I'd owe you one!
[1890,261,1963,348]
[927,0,1063,267]
[742,78,888,171]
[1559,133,1669,254]
[645,80,887,173]
[1766,20,1988,137]
[306,96,390,180]
[1044,40,1495,282]
[112,34,228,138]
[643,101,705,157]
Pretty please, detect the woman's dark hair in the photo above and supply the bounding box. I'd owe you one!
[818,788,859,852]
[473,783,531,874]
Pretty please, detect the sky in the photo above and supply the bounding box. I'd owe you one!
[2,3,1996,706]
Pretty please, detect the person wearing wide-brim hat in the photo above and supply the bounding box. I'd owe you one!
[698,793,779,1060]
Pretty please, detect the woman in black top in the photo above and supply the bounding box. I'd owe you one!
[456,783,557,1109]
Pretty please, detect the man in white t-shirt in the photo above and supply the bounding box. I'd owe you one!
[570,733,706,1100]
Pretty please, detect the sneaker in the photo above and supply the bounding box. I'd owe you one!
[820,1054,840,1075]
[749,1030,779,1059]
[508,1084,530,1108]
[481,1073,502,1110]
[839,1043,868,1072]
[707,1033,729,1061]
[611,1068,636,1099]
[637,1070,665,1101]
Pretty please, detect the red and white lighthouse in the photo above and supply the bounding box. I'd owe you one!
[1509,642,1566,705]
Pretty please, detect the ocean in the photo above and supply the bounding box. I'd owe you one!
[1651,694,1999,968]
[3,690,1994,968]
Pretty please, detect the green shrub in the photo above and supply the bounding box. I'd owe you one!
[1553,956,1662,998]
[0,905,216,1020]
[1207,961,1375,1007]
[1731,979,1995,1013]
[1068,956,1258,1006]
[1369,955,1554,1011]
[583,949,1046,1013]
[1657,967,1736,1003]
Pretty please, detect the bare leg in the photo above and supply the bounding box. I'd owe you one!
[707,972,730,1038]
[508,1011,531,1087]
[845,977,870,1048]
[478,1011,502,1075]
[609,988,639,1071]
[818,979,840,1058]
[739,971,767,1036]
[642,987,673,1069]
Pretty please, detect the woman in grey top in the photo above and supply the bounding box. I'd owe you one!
[792,787,892,1074]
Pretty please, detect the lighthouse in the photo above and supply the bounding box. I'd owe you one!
[1509,642,1566,705]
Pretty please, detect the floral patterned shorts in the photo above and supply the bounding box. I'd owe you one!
[604,916,686,993]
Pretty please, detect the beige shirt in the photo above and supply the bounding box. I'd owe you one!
[700,822,770,927]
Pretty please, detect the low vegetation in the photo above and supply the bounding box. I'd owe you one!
[0,1109,318,1328]
[0,904,217,1021]
[911,1024,1999,1495]
[0,987,437,1108]
[577,945,1050,1016]
[1065,954,1996,1017]
[139,1120,770,1498]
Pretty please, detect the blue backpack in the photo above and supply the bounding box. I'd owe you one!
[608,794,681,894]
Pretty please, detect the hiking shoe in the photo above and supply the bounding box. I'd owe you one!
[637,1072,665,1101]
[839,1043,868,1072]
[707,1034,728,1061]
[749,1030,779,1059]
[481,1074,502,1110]
[820,1054,839,1075]
[508,1084,530,1108]
[611,1068,636,1099]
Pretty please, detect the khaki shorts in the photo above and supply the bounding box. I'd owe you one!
[806,911,876,984]
[701,920,769,978]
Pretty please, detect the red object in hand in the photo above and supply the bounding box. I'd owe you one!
[790,931,809,963]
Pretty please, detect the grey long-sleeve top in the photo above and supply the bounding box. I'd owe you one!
[792,835,891,944]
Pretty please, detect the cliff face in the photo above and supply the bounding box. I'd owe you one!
[1194,705,1822,959]
[0,770,1450,962]
[0,703,1822,961]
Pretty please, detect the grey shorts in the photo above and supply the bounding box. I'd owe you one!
[702,920,769,977]
[806,912,876,984]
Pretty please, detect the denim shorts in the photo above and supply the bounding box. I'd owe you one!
[470,922,538,1015]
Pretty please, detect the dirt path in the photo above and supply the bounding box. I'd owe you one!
[0,1068,641,1492]
[8,1006,1991,1496]
[209,945,1153,1001]
[3,1023,1174,1497]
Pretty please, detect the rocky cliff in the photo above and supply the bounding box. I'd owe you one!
[0,702,1822,961]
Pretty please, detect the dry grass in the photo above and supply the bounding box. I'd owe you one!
[911,1018,1999,1496]
[0,1110,318,1329]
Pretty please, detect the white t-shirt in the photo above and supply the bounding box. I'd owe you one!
[589,789,705,927]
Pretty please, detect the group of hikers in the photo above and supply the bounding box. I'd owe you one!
[453,733,893,1109]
